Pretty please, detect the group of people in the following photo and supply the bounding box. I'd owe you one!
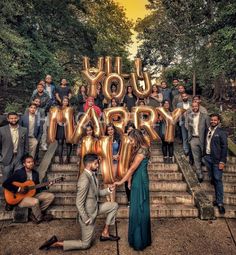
[0,74,228,251]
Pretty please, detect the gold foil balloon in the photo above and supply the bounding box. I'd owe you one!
[96,136,114,184]
[103,73,125,101]
[103,107,129,134]
[72,107,103,144]
[89,107,104,137]
[117,134,132,178]
[48,107,59,143]
[156,107,186,143]
[130,72,152,99]
[81,70,105,98]
[105,56,113,75]
[82,56,104,73]
[132,106,160,141]
[134,58,144,79]
[63,107,75,143]
[79,136,97,173]
[48,107,74,143]
[72,109,91,144]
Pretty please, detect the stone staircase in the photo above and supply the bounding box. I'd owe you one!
[46,145,199,219]
[201,156,236,218]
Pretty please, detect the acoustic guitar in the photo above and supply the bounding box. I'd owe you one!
[4,177,64,205]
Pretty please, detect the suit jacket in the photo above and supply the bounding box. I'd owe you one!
[76,170,110,224]
[0,125,29,166]
[185,111,210,150]
[206,127,228,164]
[176,101,192,126]
[2,167,40,194]
[19,112,43,140]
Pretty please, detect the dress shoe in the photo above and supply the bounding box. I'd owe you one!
[5,204,14,211]
[198,177,204,183]
[212,201,218,206]
[218,205,225,215]
[39,235,58,250]
[65,156,70,164]
[163,157,168,164]
[59,157,64,165]
[100,234,120,242]
[43,213,53,222]
[29,213,42,224]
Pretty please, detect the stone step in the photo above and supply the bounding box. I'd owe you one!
[227,156,236,164]
[48,204,198,219]
[52,191,194,206]
[206,193,236,206]
[203,165,236,173]
[47,171,183,182]
[54,155,166,164]
[0,209,13,221]
[203,173,236,183]
[214,205,236,218]
[201,182,236,194]
[50,163,179,172]
[49,181,188,193]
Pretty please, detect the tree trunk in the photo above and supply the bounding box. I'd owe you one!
[212,73,226,101]
[192,69,196,96]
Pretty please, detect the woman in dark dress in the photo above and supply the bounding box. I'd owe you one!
[95,83,105,110]
[56,96,73,164]
[55,78,72,105]
[123,85,137,112]
[114,129,151,251]
[159,100,174,163]
[77,85,87,114]
[105,123,120,202]
[124,121,135,206]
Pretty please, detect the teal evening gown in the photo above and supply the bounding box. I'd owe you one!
[128,148,152,250]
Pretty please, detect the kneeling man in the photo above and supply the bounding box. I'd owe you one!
[39,153,119,251]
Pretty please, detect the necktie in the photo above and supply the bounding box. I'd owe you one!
[92,173,97,187]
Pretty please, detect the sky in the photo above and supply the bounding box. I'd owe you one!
[114,0,150,58]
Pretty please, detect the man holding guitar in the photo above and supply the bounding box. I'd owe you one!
[3,155,55,224]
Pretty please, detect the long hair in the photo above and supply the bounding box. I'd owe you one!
[129,129,149,163]
[105,123,120,143]
[82,122,95,138]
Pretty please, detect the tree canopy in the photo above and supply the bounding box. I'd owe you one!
[135,0,236,100]
[0,0,133,89]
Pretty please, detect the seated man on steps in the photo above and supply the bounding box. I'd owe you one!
[2,155,54,223]
[39,153,120,251]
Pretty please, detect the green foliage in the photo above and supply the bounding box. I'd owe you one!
[0,0,133,89]
[4,101,24,113]
[135,0,236,96]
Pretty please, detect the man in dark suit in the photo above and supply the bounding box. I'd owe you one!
[20,103,43,159]
[203,114,228,214]
[0,112,28,182]
[185,102,210,182]
[2,155,54,222]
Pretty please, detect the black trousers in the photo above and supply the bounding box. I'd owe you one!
[162,140,174,157]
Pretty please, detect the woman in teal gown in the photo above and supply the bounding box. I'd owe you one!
[114,129,151,251]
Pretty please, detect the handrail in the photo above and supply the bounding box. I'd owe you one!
[37,141,58,182]
[228,137,236,156]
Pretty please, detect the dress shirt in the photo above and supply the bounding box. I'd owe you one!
[192,112,200,136]
[28,114,35,137]
[183,101,190,110]
[206,126,217,154]
[9,125,19,153]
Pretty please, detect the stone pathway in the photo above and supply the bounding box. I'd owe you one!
[0,218,236,255]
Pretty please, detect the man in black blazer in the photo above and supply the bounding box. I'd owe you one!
[2,155,54,223]
[0,112,28,182]
[203,113,228,214]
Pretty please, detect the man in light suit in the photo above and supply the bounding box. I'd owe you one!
[185,102,210,182]
[203,114,228,214]
[39,153,119,251]
[0,112,28,182]
[19,103,43,159]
